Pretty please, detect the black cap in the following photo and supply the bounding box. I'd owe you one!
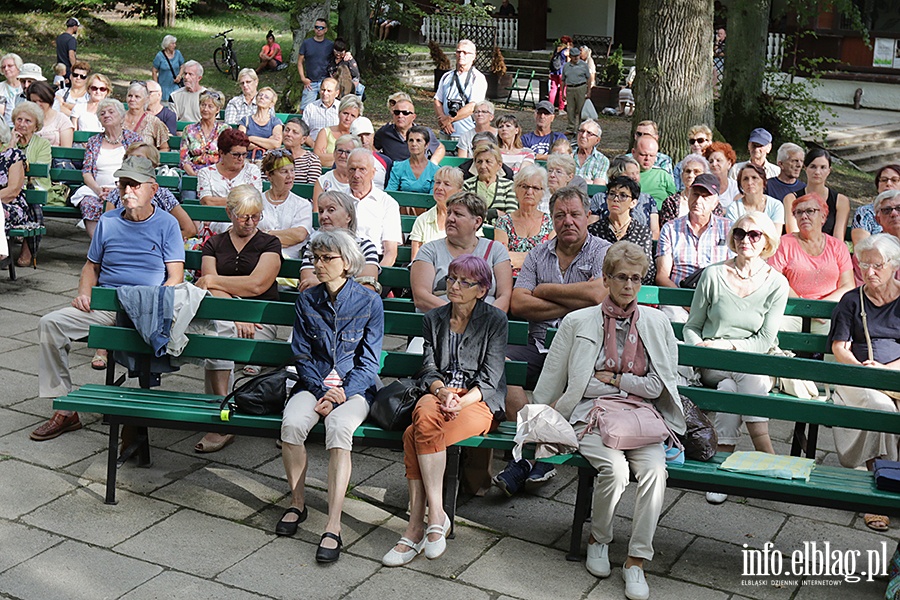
[66,17,81,27]
[691,173,720,195]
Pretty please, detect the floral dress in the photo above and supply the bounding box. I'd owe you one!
[495,211,553,275]
[1,147,35,233]
[179,121,231,172]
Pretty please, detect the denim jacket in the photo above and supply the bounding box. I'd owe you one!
[291,278,384,403]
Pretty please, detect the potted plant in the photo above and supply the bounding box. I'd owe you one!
[429,40,451,92]
[592,44,625,108]
[486,46,511,99]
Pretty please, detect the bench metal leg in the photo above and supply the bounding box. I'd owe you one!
[790,422,806,457]
[137,426,152,467]
[568,467,595,561]
[443,445,461,539]
[805,424,819,459]
[105,420,120,505]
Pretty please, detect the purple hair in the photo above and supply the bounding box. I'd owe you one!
[448,254,492,294]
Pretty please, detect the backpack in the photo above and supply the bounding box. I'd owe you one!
[549,50,565,73]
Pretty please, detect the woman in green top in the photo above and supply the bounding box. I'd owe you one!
[683,211,789,504]
[462,143,516,225]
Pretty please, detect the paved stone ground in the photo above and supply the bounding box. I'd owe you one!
[0,220,896,600]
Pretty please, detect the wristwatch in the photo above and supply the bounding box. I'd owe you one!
[355,275,382,294]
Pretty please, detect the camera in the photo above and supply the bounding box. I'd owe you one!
[447,100,463,118]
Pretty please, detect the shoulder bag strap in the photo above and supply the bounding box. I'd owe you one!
[482,239,494,260]
[163,52,178,80]
[859,285,874,362]
[452,68,474,104]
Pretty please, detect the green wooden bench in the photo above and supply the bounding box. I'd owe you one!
[53,145,181,167]
[5,188,48,281]
[439,139,458,153]
[71,130,180,151]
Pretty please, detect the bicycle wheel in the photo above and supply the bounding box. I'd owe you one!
[213,47,229,75]
[228,50,239,80]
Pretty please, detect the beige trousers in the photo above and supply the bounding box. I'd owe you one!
[281,390,369,450]
[39,306,116,399]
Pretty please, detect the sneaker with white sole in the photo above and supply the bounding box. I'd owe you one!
[622,564,650,600]
[493,458,531,497]
[706,491,728,504]
[524,461,557,489]
[585,541,610,577]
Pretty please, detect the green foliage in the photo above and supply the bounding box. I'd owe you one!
[365,40,403,78]
[601,45,625,86]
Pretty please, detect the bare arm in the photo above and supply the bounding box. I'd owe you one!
[833,193,850,243]
[164,262,185,285]
[655,255,678,288]
[247,123,283,151]
[851,227,871,246]
[68,49,77,67]
[429,141,446,165]
[267,225,309,248]
[297,55,310,86]
[312,179,323,212]
[510,286,569,321]
[151,67,159,82]
[170,205,198,239]
[491,260,513,313]
[0,161,24,202]
[411,260,448,312]
[532,280,607,309]
[649,213,660,241]
[783,193,798,233]
[410,240,423,260]
[72,260,102,312]
[196,252,281,298]
[380,241,398,267]
[313,128,333,168]
[831,339,860,366]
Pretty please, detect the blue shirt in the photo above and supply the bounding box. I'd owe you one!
[765,176,805,202]
[299,38,334,81]
[386,159,439,193]
[521,131,567,156]
[153,50,185,102]
[88,207,184,289]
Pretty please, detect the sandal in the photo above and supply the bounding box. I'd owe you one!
[194,433,235,453]
[242,365,262,376]
[91,352,108,370]
[864,513,890,532]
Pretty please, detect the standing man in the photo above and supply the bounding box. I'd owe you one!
[729,127,781,180]
[561,48,590,136]
[169,60,206,123]
[347,149,402,267]
[766,142,806,202]
[521,101,568,161]
[373,97,445,164]
[56,17,80,82]
[433,39,488,140]
[302,76,340,143]
[297,18,334,111]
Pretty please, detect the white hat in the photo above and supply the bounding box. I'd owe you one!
[350,116,375,136]
[19,63,46,82]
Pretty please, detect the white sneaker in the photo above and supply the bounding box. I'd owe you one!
[382,536,424,566]
[622,564,650,600]
[706,491,728,504]
[586,541,610,577]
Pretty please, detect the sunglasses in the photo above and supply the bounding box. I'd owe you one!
[392,109,414,116]
[89,85,108,92]
[689,137,707,145]
[129,80,148,88]
[880,205,900,216]
[71,72,88,79]
[203,91,222,100]
[314,25,326,30]
[732,228,764,243]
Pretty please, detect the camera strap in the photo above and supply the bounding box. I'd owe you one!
[451,68,474,105]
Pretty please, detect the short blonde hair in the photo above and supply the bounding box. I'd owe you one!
[88,73,111,93]
[546,154,576,176]
[125,141,160,167]
[727,211,780,259]
[338,94,363,115]
[11,101,43,130]
[226,184,264,215]
[199,88,225,110]
[258,86,278,106]
[603,240,650,278]
[472,143,502,166]
[238,68,258,82]
[434,165,464,190]
[687,124,712,141]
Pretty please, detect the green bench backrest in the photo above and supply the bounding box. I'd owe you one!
[52,145,181,166]
[26,163,50,178]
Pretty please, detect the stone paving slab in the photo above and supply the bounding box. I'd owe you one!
[64,446,208,496]
[455,492,574,546]
[659,490,787,546]
[0,407,42,438]
[0,370,38,407]
[0,425,106,470]
[0,458,79,519]
[121,571,272,600]
[344,567,492,600]
[0,520,63,574]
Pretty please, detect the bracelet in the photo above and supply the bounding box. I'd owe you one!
[433,385,446,396]
[613,374,622,388]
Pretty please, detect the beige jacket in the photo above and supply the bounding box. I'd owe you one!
[532,304,686,434]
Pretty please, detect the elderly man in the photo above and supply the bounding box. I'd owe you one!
[374,97,445,164]
[656,173,732,319]
[522,100,568,161]
[301,76,340,143]
[146,80,176,135]
[561,48,591,136]
[433,39,488,140]
[348,148,402,267]
[635,136,676,208]
[765,142,805,202]
[574,118,609,185]
[169,60,206,122]
[31,156,185,441]
[729,127,781,180]
[56,17,79,81]
[297,18,334,111]
[497,186,613,495]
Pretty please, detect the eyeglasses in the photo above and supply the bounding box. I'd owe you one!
[335,148,352,156]
[312,254,342,263]
[71,72,88,79]
[203,91,222,100]
[446,276,479,289]
[878,176,900,185]
[235,213,262,222]
[792,208,820,218]
[266,148,292,157]
[473,110,493,115]
[517,184,543,193]
[117,181,145,193]
[89,86,108,92]
[314,25,326,30]
[607,192,633,203]
[634,130,657,139]
[608,273,642,284]
[129,80,148,88]
[688,137,707,145]
[227,151,246,159]
[859,261,887,271]
[455,50,473,55]
[392,109,414,116]
[577,129,599,137]
[879,205,900,216]
[547,168,569,177]
[732,228,764,243]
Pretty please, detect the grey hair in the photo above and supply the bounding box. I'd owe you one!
[338,94,364,115]
[607,154,640,179]
[678,153,710,172]
[237,68,258,82]
[549,186,590,215]
[11,101,44,130]
[874,189,900,213]
[776,142,804,163]
[1,53,23,70]
[334,133,362,150]
[348,147,375,168]
[457,39,476,53]
[855,233,900,268]
[226,184,264,215]
[127,82,149,101]
[434,165,464,189]
[183,60,203,77]
[98,98,126,119]
[546,153,576,176]
[580,118,601,137]
[514,163,548,190]
[161,35,177,50]
[309,228,366,277]
[318,190,358,233]
[474,99,494,114]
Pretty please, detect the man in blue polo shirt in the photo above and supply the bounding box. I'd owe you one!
[297,18,335,110]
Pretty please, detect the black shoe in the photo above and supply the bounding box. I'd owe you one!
[275,506,307,536]
[316,531,342,563]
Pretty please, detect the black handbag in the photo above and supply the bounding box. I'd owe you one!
[874,459,900,494]
[677,395,718,461]
[368,377,427,431]
[218,356,302,420]
[678,267,706,290]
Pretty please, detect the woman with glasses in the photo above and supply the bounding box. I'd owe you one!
[151,35,185,103]
[784,148,851,242]
[574,119,609,185]
[386,125,439,194]
[314,95,362,168]
[53,60,91,118]
[531,242,685,599]
[197,128,263,207]
[239,87,283,163]
[456,100,496,158]
[462,144,517,224]
[495,114,534,175]
[683,212,788,505]
[383,254,507,567]
[277,228,383,566]
[123,82,169,151]
[672,125,713,190]
[70,73,111,132]
[851,164,900,245]
[259,149,311,259]
[180,89,230,177]
[495,164,554,275]
[588,175,655,284]
[312,134,359,210]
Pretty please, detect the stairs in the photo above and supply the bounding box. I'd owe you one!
[397,51,435,89]
[823,123,900,173]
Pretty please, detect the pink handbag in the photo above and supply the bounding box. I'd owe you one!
[593,397,681,453]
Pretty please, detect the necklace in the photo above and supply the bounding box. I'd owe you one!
[610,218,630,237]
[104,131,123,145]
[732,262,762,280]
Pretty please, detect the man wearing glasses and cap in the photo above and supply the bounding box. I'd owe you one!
[56,17,80,82]
[297,18,334,111]
[31,156,185,442]
[729,127,781,180]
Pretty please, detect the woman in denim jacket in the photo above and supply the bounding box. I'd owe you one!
[276,228,384,564]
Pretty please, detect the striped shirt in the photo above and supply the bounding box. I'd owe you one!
[300,236,379,272]
[293,151,322,185]
[656,214,733,286]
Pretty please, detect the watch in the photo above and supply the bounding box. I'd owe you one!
[355,275,382,294]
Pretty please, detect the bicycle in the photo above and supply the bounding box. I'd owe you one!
[212,29,240,80]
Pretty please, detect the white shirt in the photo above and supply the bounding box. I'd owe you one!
[259,191,313,259]
[71,103,102,132]
[729,159,781,180]
[434,66,488,136]
[726,194,785,225]
[352,186,402,255]
[317,170,351,195]
[170,87,205,123]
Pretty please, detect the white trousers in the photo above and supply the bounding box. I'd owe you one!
[700,368,771,446]
[281,390,369,451]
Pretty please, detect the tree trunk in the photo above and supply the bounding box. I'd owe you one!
[281,0,331,113]
[715,0,771,146]
[338,0,370,67]
[157,0,176,27]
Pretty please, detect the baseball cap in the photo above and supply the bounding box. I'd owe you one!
[535,100,555,114]
[66,17,81,27]
[748,127,773,146]
[350,116,375,136]
[114,156,157,184]
[18,64,46,82]
[691,173,720,195]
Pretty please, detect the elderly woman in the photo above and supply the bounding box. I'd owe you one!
[152,34,186,103]
[410,166,464,260]
[852,164,900,245]
[0,123,41,266]
[683,212,788,504]
[123,82,169,151]
[11,102,52,192]
[282,117,322,184]
[145,80,176,136]
[495,164,554,275]
[197,128,262,206]
[225,68,261,125]
[383,255,507,567]
[660,154,723,227]
[588,175,655,284]
[463,144,517,224]
[673,124,713,190]
[70,99,143,238]
[276,228,383,565]
[53,60,91,118]
[312,134,359,210]
[314,95,362,168]
[726,163,784,231]
[387,125,439,193]
[0,53,23,127]
[590,155,660,240]
[533,241,685,598]
[179,89,230,177]
[495,114,535,174]
[412,192,512,313]
[194,184,283,452]
[574,119,609,185]
[784,148,850,242]
[298,190,380,292]
[239,87,283,163]
[259,149,312,259]
[828,233,900,532]
[704,141,739,209]
[456,100,497,158]
[29,81,74,148]
[71,73,111,132]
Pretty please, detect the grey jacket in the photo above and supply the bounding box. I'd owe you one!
[421,299,508,420]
